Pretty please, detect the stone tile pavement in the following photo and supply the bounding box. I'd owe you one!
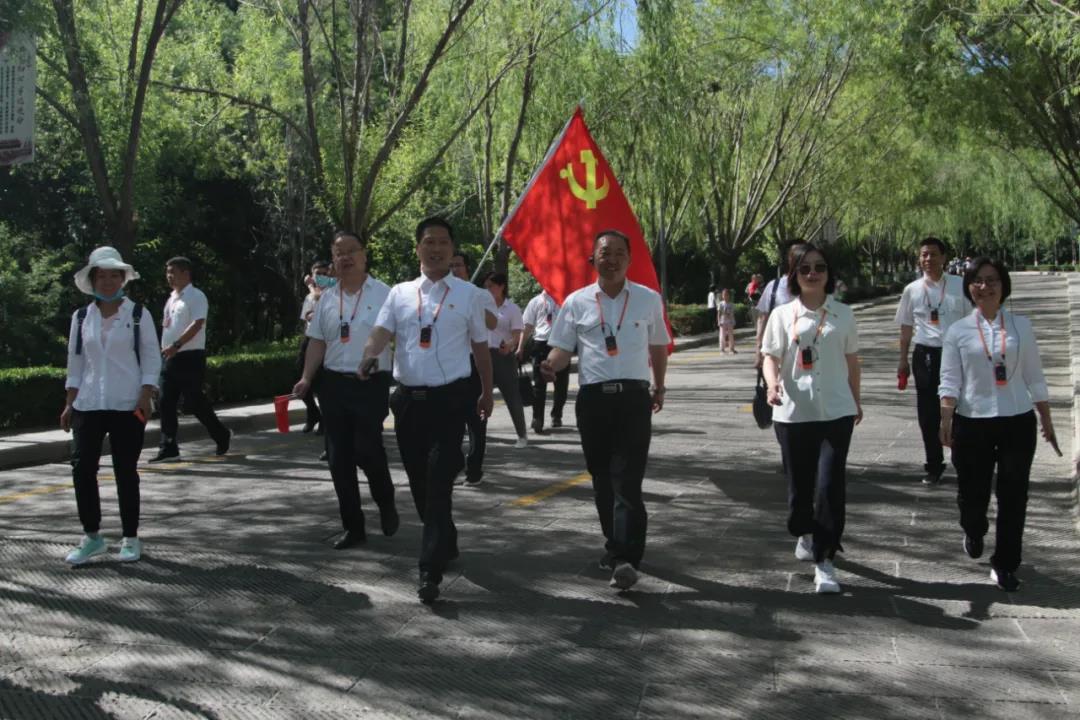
[0,274,1077,718]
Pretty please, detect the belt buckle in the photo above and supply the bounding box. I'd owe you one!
[601,382,622,394]
[413,390,427,401]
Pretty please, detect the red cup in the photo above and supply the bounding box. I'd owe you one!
[897,373,908,391]
[273,395,291,433]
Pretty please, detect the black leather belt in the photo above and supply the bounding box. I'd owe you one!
[583,380,650,394]
[397,376,470,400]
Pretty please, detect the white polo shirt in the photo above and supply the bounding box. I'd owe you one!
[66,299,162,411]
[523,291,559,342]
[548,280,670,386]
[375,273,488,387]
[762,297,859,423]
[756,276,793,316]
[939,309,1049,418]
[488,299,524,350]
[894,273,968,347]
[161,284,209,351]
[307,277,393,374]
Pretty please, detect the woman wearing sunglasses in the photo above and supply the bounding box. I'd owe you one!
[762,243,861,594]
[938,257,1057,592]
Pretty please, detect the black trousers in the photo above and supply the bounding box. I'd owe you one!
[391,377,471,582]
[773,416,856,562]
[952,411,1037,573]
[317,371,395,534]
[530,340,568,426]
[576,381,652,568]
[71,410,145,537]
[296,337,322,427]
[159,350,229,451]
[464,357,486,482]
[912,344,946,475]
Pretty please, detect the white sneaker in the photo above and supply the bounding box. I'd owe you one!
[514,437,528,449]
[610,562,639,590]
[65,534,107,565]
[814,561,840,594]
[118,537,142,563]
[794,534,814,562]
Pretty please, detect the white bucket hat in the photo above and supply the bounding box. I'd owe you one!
[74,246,140,295]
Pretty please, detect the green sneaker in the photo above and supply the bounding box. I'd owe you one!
[65,534,107,565]
[118,537,142,563]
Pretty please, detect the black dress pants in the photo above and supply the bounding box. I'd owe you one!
[317,371,395,534]
[464,357,486,482]
[952,411,1037,573]
[530,340,569,426]
[391,378,471,582]
[773,416,856,562]
[159,350,229,451]
[912,344,946,475]
[71,410,145,537]
[575,381,652,568]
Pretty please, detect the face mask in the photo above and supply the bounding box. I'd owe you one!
[315,275,337,289]
[93,289,125,302]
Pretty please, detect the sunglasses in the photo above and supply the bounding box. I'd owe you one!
[971,277,1000,287]
[797,263,828,275]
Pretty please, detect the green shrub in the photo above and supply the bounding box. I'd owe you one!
[667,303,751,336]
[0,366,68,430]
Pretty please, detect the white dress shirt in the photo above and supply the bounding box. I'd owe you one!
[66,299,162,412]
[939,309,1049,418]
[894,273,968,347]
[756,276,793,315]
[161,283,209,350]
[488,298,524,350]
[300,293,318,333]
[522,291,560,342]
[375,273,488,387]
[307,277,393,374]
[548,280,670,386]
[762,297,859,423]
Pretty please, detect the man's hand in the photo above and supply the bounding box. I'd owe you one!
[292,378,311,399]
[854,403,864,426]
[478,390,494,421]
[898,359,910,380]
[540,359,556,382]
[939,416,954,448]
[651,387,665,413]
[60,404,73,433]
[357,357,378,380]
[136,388,153,420]
[754,351,764,369]
[497,342,513,356]
[767,384,783,406]
[162,345,178,360]
[516,347,526,362]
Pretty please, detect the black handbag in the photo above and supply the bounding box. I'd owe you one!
[517,363,535,405]
[753,368,773,429]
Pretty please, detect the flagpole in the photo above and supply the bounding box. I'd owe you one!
[470,107,580,282]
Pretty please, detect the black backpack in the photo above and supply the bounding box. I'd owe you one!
[75,302,144,366]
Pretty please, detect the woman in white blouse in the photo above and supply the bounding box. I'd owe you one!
[481,272,529,449]
[61,247,161,565]
[939,257,1057,592]
[762,243,862,595]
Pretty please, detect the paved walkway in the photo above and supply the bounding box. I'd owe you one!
[0,275,1077,719]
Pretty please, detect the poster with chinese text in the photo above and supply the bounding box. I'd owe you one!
[0,32,35,166]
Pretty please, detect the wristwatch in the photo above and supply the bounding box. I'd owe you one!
[171,340,182,351]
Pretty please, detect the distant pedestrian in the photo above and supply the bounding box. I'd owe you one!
[706,286,718,329]
[745,274,763,308]
[754,243,806,369]
[762,243,861,594]
[61,247,161,565]
[297,259,333,434]
[481,271,529,448]
[717,288,736,353]
[151,257,231,463]
[518,288,569,434]
[939,257,1057,592]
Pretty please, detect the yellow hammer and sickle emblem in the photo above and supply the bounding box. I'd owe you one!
[559,149,610,210]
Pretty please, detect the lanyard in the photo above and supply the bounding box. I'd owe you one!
[975,310,1006,364]
[338,284,364,326]
[791,302,828,349]
[417,284,452,326]
[595,289,630,337]
[923,277,946,311]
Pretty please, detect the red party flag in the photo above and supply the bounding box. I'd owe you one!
[498,106,672,347]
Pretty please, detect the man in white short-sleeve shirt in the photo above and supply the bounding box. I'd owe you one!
[151,257,230,462]
[518,289,570,433]
[542,230,670,592]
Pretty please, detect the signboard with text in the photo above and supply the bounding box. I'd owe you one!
[0,32,35,166]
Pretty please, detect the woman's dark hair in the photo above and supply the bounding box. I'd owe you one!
[962,256,1011,304]
[786,243,836,296]
[919,236,948,255]
[481,271,509,293]
[415,216,454,245]
[452,250,471,272]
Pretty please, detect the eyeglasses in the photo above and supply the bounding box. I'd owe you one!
[797,263,828,275]
[971,277,1001,287]
[332,249,363,260]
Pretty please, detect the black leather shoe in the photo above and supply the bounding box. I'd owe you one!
[302,419,319,433]
[599,553,614,571]
[418,573,440,604]
[922,471,942,485]
[963,534,984,559]
[991,568,1020,592]
[333,531,366,550]
[318,450,328,461]
[215,430,232,456]
[551,417,563,428]
[380,506,399,537]
[149,447,180,463]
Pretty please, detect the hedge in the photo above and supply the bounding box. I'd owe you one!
[667,303,752,336]
[0,343,300,431]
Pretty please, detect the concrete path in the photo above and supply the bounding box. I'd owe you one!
[0,275,1077,719]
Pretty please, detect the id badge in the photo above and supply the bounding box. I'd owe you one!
[930,309,940,325]
[419,325,433,349]
[800,347,814,370]
[994,362,1007,386]
[604,334,619,357]
[339,322,351,343]
[546,313,553,324]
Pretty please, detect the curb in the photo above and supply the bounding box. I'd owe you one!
[1066,274,1080,528]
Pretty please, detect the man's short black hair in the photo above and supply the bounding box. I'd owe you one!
[452,250,471,272]
[593,229,631,254]
[962,256,1011,304]
[919,236,948,255]
[786,243,837,296]
[415,217,454,245]
[311,259,331,272]
[782,239,808,273]
[166,256,193,274]
[332,229,364,247]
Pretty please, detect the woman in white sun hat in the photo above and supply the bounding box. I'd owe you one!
[62,246,161,565]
